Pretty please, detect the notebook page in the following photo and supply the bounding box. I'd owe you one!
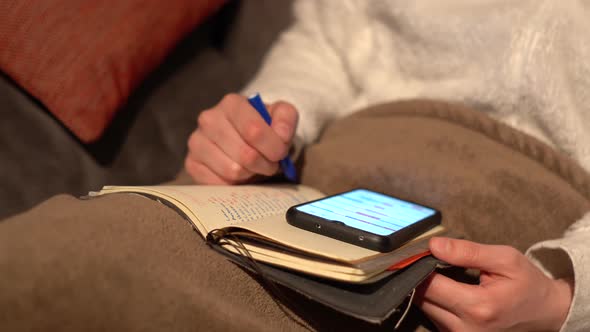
[104,185,325,232]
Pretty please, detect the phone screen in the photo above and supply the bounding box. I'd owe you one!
[294,189,437,236]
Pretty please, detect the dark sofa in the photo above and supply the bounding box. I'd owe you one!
[0,0,293,220]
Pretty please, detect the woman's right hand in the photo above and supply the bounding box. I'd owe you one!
[185,93,299,185]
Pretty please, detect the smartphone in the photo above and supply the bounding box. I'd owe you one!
[286,188,441,252]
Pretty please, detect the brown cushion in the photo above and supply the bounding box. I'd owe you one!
[0,0,225,142]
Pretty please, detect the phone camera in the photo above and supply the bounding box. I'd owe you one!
[315,223,321,229]
[358,235,364,241]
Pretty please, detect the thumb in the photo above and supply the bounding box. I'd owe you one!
[429,237,520,275]
[268,101,299,144]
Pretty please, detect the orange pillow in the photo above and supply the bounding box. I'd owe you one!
[0,0,225,142]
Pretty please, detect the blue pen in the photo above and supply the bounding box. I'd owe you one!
[247,93,298,182]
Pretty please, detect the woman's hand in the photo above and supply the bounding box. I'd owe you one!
[185,94,298,184]
[415,237,573,332]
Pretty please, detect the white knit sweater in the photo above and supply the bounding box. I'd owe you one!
[243,1,590,330]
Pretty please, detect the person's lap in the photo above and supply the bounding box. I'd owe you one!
[2,99,589,331]
[0,189,432,331]
[0,193,303,331]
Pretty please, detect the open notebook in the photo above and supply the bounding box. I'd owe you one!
[92,184,445,283]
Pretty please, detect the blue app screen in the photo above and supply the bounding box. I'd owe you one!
[295,189,436,236]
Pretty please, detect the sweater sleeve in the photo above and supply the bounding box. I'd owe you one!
[241,0,357,146]
[526,212,590,332]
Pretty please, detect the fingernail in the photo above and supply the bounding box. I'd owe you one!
[430,237,449,254]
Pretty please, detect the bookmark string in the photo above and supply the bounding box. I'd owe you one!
[394,288,415,330]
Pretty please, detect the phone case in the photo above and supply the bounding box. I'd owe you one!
[286,189,442,252]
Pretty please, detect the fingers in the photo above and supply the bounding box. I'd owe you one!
[268,101,299,144]
[429,237,525,275]
[417,300,461,332]
[416,273,478,316]
[415,276,462,331]
[184,157,230,185]
[186,131,254,183]
[220,94,290,162]
[197,109,277,176]
[186,93,299,185]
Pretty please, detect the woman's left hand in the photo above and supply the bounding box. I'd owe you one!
[414,237,573,332]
